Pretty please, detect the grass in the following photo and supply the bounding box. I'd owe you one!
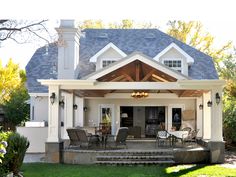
[21,163,236,177]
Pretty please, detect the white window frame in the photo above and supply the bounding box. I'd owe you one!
[162,58,183,74]
[100,58,117,68]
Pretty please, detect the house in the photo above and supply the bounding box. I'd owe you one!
[20,20,225,164]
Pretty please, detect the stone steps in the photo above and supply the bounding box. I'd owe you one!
[95,150,175,165]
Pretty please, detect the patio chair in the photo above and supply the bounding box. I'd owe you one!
[106,127,129,148]
[180,127,192,134]
[76,129,100,149]
[67,128,99,149]
[66,128,81,147]
[156,130,171,147]
[182,129,199,144]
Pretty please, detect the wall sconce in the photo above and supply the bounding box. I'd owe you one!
[215,92,221,105]
[199,104,203,110]
[73,104,78,110]
[59,100,65,108]
[50,92,56,104]
[83,106,88,112]
[207,101,212,107]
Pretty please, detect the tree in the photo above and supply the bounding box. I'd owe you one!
[3,86,30,129]
[0,20,50,44]
[166,21,233,71]
[0,59,22,104]
[78,19,157,29]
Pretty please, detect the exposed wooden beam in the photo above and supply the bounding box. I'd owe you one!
[135,61,140,81]
[152,74,169,82]
[121,72,134,81]
[111,75,125,81]
[141,69,155,81]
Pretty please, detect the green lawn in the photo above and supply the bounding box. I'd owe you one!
[21,163,236,177]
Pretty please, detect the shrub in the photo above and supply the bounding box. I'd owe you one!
[1,132,29,176]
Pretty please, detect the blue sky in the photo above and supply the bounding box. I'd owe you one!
[0,0,236,68]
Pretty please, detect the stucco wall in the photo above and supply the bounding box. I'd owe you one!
[31,96,48,122]
[84,98,195,135]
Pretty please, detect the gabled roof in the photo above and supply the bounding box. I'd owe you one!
[26,29,219,93]
[154,42,194,64]
[89,42,127,62]
[84,52,189,80]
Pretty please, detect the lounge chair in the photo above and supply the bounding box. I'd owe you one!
[66,128,99,149]
[106,127,129,148]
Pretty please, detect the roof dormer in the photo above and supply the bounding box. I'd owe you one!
[89,42,127,70]
[154,43,194,76]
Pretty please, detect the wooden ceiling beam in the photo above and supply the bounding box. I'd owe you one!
[135,61,140,81]
[141,69,155,81]
[111,75,125,81]
[152,74,169,82]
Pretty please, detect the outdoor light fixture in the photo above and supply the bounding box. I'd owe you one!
[73,104,78,110]
[199,104,203,110]
[50,92,56,104]
[83,106,88,112]
[131,91,149,98]
[207,101,212,107]
[215,92,221,105]
[59,100,65,108]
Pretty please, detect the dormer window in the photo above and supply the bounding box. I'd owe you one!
[102,59,116,68]
[163,58,182,73]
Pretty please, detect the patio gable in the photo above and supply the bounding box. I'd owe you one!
[84,52,189,81]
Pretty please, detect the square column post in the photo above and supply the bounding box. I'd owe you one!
[46,85,63,163]
[63,93,74,139]
[196,97,203,137]
[208,88,224,163]
[203,92,211,140]
[77,97,84,127]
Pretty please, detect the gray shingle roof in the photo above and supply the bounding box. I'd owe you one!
[26,29,218,93]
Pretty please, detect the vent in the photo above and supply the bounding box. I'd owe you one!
[145,33,156,39]
[97,33,108,39]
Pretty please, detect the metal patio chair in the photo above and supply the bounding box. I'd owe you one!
[156,130,171,147]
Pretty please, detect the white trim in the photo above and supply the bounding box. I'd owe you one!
[29,93,49,97]
[163,58,183,73]
[86,52,188,80]
[89,42,127,62]
[154,43,194,64]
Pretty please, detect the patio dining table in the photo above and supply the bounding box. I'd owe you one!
[168,131,189,145]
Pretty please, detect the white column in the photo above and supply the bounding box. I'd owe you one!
[203,91,211,140]
[63,93,74,139]
[77,97,84,127]
[196,97,203,137]
[47,85,61,142]
[210,88,223,141]
[167,106,172,131]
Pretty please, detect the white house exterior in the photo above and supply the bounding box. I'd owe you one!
[19,20,225,163]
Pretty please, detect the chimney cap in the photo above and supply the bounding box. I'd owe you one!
[60,20,75,28]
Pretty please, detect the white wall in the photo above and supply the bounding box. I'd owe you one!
[159,48,188,76]
[17,127,47,153]
[31,96,48,122]
[84,98,195,134]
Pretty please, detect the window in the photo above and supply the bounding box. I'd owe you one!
[163,59,182,72]
[102,60,116,68]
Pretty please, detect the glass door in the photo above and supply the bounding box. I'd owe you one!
[99,104,115,135]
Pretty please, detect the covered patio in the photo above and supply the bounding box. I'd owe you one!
[39,53,225,164]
